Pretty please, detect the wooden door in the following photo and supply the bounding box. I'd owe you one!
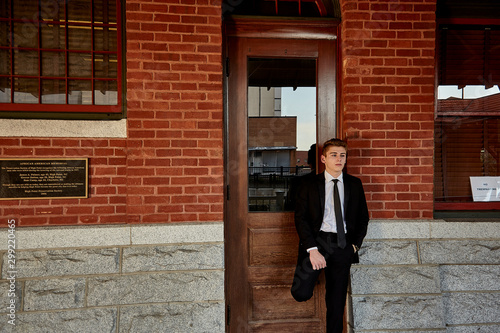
[225,19,338,333]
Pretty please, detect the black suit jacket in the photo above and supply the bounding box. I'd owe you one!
[294,171,369,263]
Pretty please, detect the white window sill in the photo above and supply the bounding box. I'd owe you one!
[0,119,127,138]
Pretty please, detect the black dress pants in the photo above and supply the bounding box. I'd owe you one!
[291,232,354,333]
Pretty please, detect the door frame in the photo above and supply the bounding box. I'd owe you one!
[223,17,340,332]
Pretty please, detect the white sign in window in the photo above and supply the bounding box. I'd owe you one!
[470,177,500,202]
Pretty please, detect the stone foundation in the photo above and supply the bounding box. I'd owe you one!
[2,220,499,332]
[349,220,500,333]
[0,223,224,333]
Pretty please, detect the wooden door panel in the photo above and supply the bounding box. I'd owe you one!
[248,212,295,228]
[250,322,322,333]
[250,320,321,333]
[249,227,298,266]
[250,284,319,321]
[248,266,296,283]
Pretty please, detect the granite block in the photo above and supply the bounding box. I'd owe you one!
[0,280,22,314]
[122,243,224,272]
[24,278,85,311]
[358,240,419,265]
[352,295,445,330]
[440,265,500,292]
[446,324,500,333]
[351,265,440,295]
[443,292,500,325]
[87,271,224,306]
[1,248,120,278]
[419,240,500,264]
[0,308,117,333]
[119,302,224,333]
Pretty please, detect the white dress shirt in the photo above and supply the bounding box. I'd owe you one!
[306,171,346,253]
[320,171,346,234]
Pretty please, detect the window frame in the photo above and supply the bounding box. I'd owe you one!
[0,0,125,120]
[435,17,500,213]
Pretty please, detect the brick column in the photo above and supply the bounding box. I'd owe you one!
[125,0,224,223]
[340,0,436,219]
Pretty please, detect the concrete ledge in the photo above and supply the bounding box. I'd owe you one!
[0,119,127,138]
[131,223,224,245]
[1,225,130,250]
[365,220,500,240]
[365,220,432,239]
[4,220,495,250]
[0,222,224,250]
[430,222,500,239]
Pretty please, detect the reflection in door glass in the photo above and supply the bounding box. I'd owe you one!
[248,58,316,212]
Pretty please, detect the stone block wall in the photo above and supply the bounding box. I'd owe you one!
[0,223,225,332]
[3,220,500,333]
[349,220,500,333]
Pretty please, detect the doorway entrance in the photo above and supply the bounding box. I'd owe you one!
[224,18,339,332]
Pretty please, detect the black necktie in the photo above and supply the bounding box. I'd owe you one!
[333,179,346,249]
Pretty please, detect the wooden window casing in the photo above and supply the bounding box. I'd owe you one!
[0,0,123,119]
[435,19,500,211]
[223,0,340,18]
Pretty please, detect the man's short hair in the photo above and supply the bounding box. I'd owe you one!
[322,138,347,156]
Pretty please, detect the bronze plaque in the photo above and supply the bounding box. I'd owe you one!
[0,159,88,200]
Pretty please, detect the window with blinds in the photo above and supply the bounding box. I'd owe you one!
[438,26,500,87]
[0,0,123,119]
[436,24,500,210]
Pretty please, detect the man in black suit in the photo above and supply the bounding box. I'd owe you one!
[291,138,369,333]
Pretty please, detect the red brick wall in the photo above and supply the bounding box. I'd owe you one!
[340,0,436,219]
[1,0,224,226]
[1,0,437,225]
[125,0,223,224]
[0,138,128,226]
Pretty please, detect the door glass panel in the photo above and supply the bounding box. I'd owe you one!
[248,58,317,212]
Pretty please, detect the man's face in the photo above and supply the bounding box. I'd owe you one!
[321,145,346,177]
